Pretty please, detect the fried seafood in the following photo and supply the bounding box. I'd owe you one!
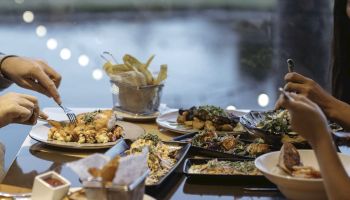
[88,156,121,182]
[278,143,321,178]
[48,110,123,144]
[126,134,181,185]
[177,105,239,131]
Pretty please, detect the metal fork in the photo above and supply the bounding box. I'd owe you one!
[279,87,295,101]
[59,104,77,124]
[287,58,295,72]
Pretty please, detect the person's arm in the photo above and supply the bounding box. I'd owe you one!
[281,72,350,130]
[0,56,62,104]
[0,53,15,90]
[323,98,350,131]
[312,130,350,200]
[277,93,350,199]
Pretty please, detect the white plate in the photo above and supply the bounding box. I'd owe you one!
[156,110,248,134]
[255,150,350,200]
[29,121,145,149]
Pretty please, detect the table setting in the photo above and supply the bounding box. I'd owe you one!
[2,55,350,200]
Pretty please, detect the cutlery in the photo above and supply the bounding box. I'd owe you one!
[287,58,294,72]
[58,104,77,124]
[278,87,294,101]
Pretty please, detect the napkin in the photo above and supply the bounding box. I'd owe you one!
[113,148,148,185]
[66,154,109,180]
[66,149,149,185]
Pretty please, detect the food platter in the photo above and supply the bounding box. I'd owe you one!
[183,158,270,184]
[156,110,247,134]
[105,138,190,188]
[240,110,342,148]
[29,121,145,149]
[173,131,270,159]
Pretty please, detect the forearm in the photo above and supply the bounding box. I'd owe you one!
[311,133,350,200]
[0,53,13,90]
[324,99,350,131]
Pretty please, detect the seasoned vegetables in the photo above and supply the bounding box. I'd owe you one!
[256,109,292,134]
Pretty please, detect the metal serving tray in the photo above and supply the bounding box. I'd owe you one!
[105,138,190,188]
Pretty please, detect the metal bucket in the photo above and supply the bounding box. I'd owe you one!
[83,170,149,200]
[110,81,163,115]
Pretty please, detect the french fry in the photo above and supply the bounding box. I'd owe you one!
[123,54,143,70]
[103,53,168,86]
[154,64,168,85]
[103,62,131,75]
[139,68,154,85]
[144,54,155,69]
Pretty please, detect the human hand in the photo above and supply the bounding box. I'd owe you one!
[276,72,338,115]
[0,92,40,127]
[276,92,330,146]
[0,57,62,104]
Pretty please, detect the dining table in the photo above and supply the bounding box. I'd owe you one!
[2,107,350,200]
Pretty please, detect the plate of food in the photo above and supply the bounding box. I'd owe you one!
[240,109,308,146]
[105,133,190,187]
[254,143,345,200]
[175,130,270,159]
[183,158,269,183]
[29,110,145,149]
[240,109,343,148]
[156,105,246,134]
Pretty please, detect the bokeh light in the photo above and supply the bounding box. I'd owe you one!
[78,55,90,67]
[226,105,237,110]
[92,69,103,80]
[23,11,34,23]
[258,93,269,107]
[36,25,47,37]
[46,38,58,50]
[60,48,71,60]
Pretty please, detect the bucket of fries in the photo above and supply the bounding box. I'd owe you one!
[83,170,149,200]
[103,54,167,114]
[67,150,149,200]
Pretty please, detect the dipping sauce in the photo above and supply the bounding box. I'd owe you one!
[43,177,64,187]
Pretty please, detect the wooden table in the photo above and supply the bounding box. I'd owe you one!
[1,118,284,199]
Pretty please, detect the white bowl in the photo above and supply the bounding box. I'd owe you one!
[32,171,71,200]
[255,150,350,200]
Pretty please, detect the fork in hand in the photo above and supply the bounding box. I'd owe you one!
[59,104,77,124]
